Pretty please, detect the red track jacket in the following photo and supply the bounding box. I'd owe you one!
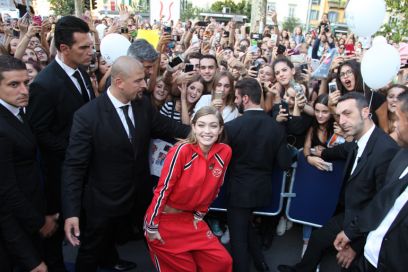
[144,142,232,233]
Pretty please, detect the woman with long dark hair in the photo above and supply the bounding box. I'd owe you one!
[329,60,388,131]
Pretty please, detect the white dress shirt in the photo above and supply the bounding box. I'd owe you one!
[55,54,91,97]
[351,124,375,175]
[0,99,22,121]
[364,166,408,267]
[107,89,135,139]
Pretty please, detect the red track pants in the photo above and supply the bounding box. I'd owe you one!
[146,212,232,272]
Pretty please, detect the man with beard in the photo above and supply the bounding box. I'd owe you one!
[333,90,408,271]
[199,54,218,94]
[224,78,292,272]
[62,56,190,271]
[278,92,399,272]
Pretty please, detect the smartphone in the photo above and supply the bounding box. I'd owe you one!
[250,33,263,41]
[277,44,286,55]
[163,26,172,34]
[223,31,230,38]
[324,162,333,172]
[300,63,308,73]
[328,82,337,94]
[173,35,180,41]
[33,16,42,26]
[280,100,290,114]
[270,34,277,43]
[250,61,262,72]
[214,91,223,100]
[290,80,304,95]
[197,21,209,27]
[169,56,183,68]
[184,63,194,73]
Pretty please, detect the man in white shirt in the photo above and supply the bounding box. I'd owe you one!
[334,90,408,272]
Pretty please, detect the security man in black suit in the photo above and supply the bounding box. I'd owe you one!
[62,56,189,271]
[26,15,95,272]
[334,90,408,272]
[278,92,399,272]
[224,78,292,272]
[0,56,58,271]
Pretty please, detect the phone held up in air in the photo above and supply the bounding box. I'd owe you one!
[184,63,194,73]
[169,56,183,68]
[328,82,337,94]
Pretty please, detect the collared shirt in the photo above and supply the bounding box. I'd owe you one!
[0,99,21,121]
[364,166,408,267]
[107,88,135,138]
[244,107,263,112]
[55,54,91,97]
[351,124,375,175]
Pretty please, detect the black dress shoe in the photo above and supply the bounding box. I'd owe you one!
[277,264,297,272]
[109,259,137,271]
[254,261,270,271]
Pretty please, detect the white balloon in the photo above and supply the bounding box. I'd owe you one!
[361,40,400,89]
[372,36,387,47]
[100,34,131,65]
[346,0,386,37]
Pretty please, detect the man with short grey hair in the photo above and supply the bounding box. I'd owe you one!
[127,39,159,79]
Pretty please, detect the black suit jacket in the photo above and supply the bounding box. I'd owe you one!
[62,92,190,219]
[323,127,399,228]
[26,60,94,214]
[225,110,292,208]
[345,149,408,272]
[0,104,45,270]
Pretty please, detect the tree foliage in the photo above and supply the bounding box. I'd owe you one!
[180,1,204,21]
[49,0,75,15]
[210,0,251,19]
[377,0,407,42]
[282,16,301,32]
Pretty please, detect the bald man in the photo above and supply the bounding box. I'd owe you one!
[62,56,190,271]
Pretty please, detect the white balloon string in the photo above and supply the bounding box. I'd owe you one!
[369,87,374,120]
[363,82,374,120]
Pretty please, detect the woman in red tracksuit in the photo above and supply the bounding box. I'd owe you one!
[144,106,232,272]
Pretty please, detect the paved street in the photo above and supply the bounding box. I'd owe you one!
[63,223,340,272]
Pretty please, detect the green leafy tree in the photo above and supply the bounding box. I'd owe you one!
[282,16,301,32]
[181,1,204,21]
[49,0,75,15]
[210,0,251,20]
[377,0,408,42]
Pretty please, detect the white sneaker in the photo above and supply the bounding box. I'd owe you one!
[276,216,287,236]
[221,227,230,244]
[286,219,293,231]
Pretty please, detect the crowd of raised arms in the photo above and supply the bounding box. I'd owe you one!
[1,2,408,272]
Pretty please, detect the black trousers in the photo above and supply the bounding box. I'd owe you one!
[75,212,123,272]
[295,213,362,272]
[227,206,265,272]
[44,217,67,272]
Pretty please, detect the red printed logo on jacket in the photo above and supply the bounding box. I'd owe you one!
[212,168,222,178]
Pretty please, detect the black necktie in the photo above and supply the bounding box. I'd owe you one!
[347,143,359,179]
[73,70,90,103]
[121,105,136,143]
[17,108,25,123]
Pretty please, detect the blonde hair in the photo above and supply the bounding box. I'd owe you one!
[178,106,226,145]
